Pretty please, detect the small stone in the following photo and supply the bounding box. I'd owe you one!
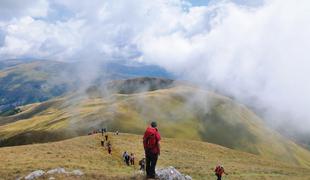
[185,175,192,180]
[71,169,84,176]
[49,177,56,180]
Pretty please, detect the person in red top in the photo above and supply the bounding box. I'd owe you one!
[214,165,227,180]
[143,121,161,179]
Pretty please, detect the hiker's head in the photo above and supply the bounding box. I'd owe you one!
[151,121,157,128]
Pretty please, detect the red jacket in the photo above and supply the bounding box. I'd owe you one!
[143,126,161,154]
[215,166,225,176]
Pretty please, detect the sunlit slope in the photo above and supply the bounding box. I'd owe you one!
[1,85,310,167]
[1,133,310,180]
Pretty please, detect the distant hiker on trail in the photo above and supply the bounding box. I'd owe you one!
[124,153,130,166]
[214,165,228,180]
[101,138,105,147]
[130,153,135,165]
[105,134,109,141]
[122,151,128,162]
[143,121,161,179]
[101,128,104,136]
[139,158,145,171]
[108,143,112,154]
[123,151,130,166]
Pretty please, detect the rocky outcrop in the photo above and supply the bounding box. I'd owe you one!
[19,168,84,180]
[24,170,45,180]
[156,166,192,180]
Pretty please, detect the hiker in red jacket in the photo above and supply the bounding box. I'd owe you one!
[107,143,112,154]
[143,121,161,179]
[214,165,227,180]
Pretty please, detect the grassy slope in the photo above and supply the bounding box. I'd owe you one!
[1,86,310,167]
[0,133,310,180]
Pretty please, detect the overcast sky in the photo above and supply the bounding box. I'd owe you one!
[0,0,310,131]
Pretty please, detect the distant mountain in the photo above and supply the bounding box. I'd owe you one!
[0,59,172,114]
[0,60,76,113]
[0,59,35,70]
[87,77,175,96]
[1,77,310,167]
[104,61,173,79]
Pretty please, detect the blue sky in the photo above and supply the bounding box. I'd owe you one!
[189,0,210,6]
[189,0,263,7]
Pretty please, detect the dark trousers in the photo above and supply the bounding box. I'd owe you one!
[145,152,158,178]
[216,174,222,180]
[125,158,130,166]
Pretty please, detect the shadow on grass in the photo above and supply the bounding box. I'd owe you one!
[199,110,259,154]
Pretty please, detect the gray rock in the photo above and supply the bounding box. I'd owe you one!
[24,170,45,180]
[71,169,84,176]
[48,177,56,180]
[156,166,192,180]
[47,167,67,174]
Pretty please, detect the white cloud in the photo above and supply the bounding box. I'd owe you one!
[0,16,84,60]
[139,0,310,130]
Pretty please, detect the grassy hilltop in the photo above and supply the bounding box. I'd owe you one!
[1,79,310,168]
[1,133,310,180]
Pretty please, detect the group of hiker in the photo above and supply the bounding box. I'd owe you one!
[122,151,135,166]
[94,122,227,180]
[99,128,112,154]
[121,152,145,171]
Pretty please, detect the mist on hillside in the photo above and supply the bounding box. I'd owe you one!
[0,0,310,139]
